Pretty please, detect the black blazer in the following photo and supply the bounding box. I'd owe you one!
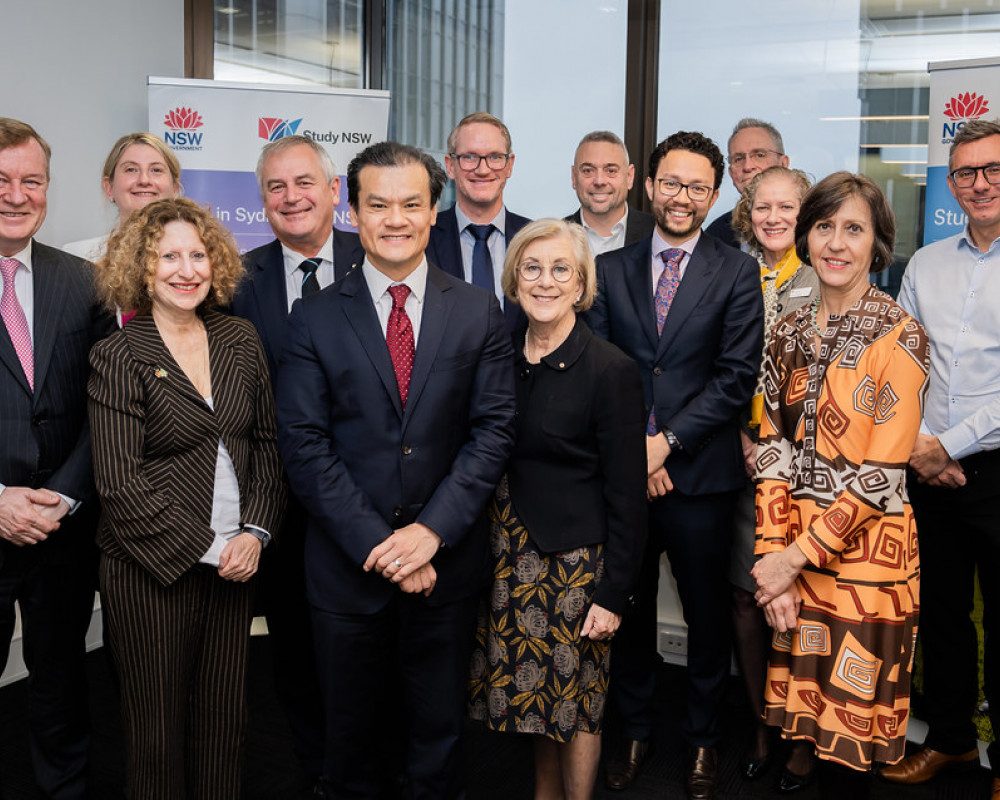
[508,318,647,613]
[0,242,114,567]
[88,310,286,586]
[276,263,517,614]
[426,205,531,331]
[231,228,365,381]
[565,207,656,250]
[584,233,763,495]
[705,209,739,249]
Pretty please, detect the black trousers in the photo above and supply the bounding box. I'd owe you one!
[100,556,254,800]
[910,449,1000,769]
[0,533,96,800]
[610,488,737,747]
[312,593,478,800]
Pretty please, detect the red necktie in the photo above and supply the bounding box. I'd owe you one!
[0,258,33,391]
[386,284,414,408]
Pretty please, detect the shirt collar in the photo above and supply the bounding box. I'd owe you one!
[455,203,506,236]
[516,316,590,372]
[652,229,700,261]
[580,207,628,238]
[3,241,33,271]
[362,256,429,306]
[281,230,335,278]
[958,224,1000,255]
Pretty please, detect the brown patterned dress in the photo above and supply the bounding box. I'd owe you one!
[755,286,929,770]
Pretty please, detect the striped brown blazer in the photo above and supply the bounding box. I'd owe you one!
[87,309,285,586]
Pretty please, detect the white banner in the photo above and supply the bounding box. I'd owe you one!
[147,77,390,251]
[924,57,1000,246]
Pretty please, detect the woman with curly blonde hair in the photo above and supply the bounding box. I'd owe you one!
[88,198,285,799]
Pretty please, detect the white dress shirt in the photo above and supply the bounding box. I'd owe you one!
[455,204,507,307]
[281,231,336,313]
[580,207,628,256]
[363,257,428,348]
[650,229,700,294]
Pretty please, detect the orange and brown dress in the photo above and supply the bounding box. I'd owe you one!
[755,285,929,770]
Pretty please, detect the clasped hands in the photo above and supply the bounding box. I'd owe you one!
[751,544,807,634]
[364,522,441,596]
[0,487,69,546]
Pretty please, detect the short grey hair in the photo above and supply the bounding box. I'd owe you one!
[727,118,784,155]
[255,135,338,195]
[575,131,629,165]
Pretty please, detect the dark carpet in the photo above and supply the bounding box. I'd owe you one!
[0,637,991,798]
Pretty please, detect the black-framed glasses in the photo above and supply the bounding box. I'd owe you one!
[655,178,713,202]
[451,153,511,171]
[949,163,1000,188]
[727,149,783,167]
[517,262,576,283]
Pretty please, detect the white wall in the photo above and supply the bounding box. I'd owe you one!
[4,0,185,247]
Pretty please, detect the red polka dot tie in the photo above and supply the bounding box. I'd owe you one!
[386,284,414,408]
[0,258,33,391]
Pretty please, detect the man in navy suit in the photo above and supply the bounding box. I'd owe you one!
[0,118,114,798]
[277,140,516,799]
[426,112,530,329]
[231,134,364,794]
[586,131,763,799]
[565,130,655,256]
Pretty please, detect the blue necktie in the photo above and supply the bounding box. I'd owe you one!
[468,224,495,292]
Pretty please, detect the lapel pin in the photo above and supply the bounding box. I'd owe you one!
[155,368,168,379]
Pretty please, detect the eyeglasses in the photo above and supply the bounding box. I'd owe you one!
[727,149,783,167]
[450,153,511,171]
[654,178,713,202]
[517,262,576,283]
[949,163,1000,188]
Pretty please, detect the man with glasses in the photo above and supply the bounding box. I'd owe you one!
[706,118,789,249]
[566,130,654,256]
[427,112,530,329]
[586,131,762,799]
[882,119,1000,795]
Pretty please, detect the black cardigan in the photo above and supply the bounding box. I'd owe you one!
[507,316,647,613]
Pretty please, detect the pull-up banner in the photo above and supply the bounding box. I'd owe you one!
[148,77,390,251]
[924,57,1000,245]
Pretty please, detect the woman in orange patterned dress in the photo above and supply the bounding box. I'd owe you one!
[751,173,930,798]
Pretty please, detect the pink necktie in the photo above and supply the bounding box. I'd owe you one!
[386,284,414,408]
[0,258,33,391]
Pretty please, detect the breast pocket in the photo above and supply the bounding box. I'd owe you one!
[431,348,479,372]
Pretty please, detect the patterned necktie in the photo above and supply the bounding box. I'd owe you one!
[654,248,684,335]
[0,258,33,391]
[647,248,684,434]
[299,257,322,297]
[386,284,415,409]
[468,224,495,292]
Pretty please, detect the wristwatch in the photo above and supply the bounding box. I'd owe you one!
[662,428,682,453]
[240,524,271,547]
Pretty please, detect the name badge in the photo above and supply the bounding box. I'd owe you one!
[789,287,813,298]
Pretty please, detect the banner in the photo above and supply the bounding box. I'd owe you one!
[924,57,1000,246]
[148,77,390,251]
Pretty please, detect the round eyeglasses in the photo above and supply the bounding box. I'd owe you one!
[517,262,576,283]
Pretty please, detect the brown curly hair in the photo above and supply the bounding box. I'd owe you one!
[96,198,244,314]
[732,166,811,252]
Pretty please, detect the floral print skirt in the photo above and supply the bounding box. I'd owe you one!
[468,477,610,742]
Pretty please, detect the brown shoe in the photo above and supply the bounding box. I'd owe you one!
[993,776,1000,798]
[879,746,980,784]
[605,739,649,790]
[686,746,718,800]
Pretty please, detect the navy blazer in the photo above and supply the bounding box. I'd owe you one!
[565,207,656,249]
[426,205,531,331]
[276,263,517,614]
[0,242,114,568]
[705,209,739,249]
[232,228,365,381]
[584,233,763,495]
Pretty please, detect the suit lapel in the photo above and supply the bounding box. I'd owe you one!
[204,311,239,419]
[339,272,404,419]
[438,209,464,280]
[251,241,290,350]
[404,267,450,424]
[0,300,31,395]
[656,237,719,359]
[124,314,213,409]
[623,240,659,351]
[29,249,67,399]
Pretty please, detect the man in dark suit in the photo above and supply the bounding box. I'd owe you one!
[705,118,788,249]
[565,130,655,256]
[277,140,516,799]
[586,131,763,799]
[426,112,530,329]
[0,117,114,798]
[231,133,364,795]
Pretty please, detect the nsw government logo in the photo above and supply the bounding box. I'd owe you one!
[163,107,205,151]
[941,92,991,143]
[259,117,303,142]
